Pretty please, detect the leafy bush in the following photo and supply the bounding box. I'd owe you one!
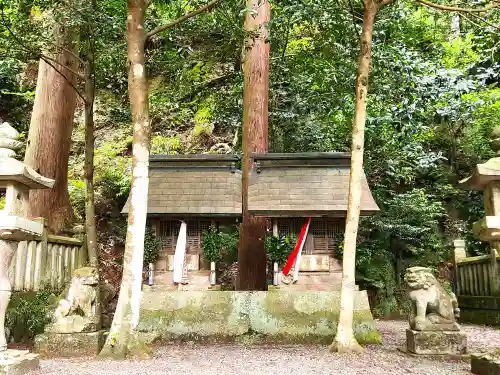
[264,234,298,266]
[201,225,239,263]
[151,135,181,155]
[144,225,160,266]
[0,195,5,210]
[6,290,56,343]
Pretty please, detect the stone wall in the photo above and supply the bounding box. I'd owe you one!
[138,289,380,344]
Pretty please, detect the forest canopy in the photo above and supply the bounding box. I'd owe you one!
[1,0,499,313]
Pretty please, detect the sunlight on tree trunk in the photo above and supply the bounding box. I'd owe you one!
[237,0,270,291]
[24,30,78,234]
[330,0,392,354]
[99,0,150,359]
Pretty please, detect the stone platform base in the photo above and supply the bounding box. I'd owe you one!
[406,329,467,355]
[471,352,500,375]
[139,290,381,345]
[35,330,105,358]
[0,349,39,375]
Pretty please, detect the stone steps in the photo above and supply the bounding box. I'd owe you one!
[150,270,213,291]
[150,270,344,292]
[273,271,346,291]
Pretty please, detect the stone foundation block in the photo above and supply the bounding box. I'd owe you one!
[0,349,39,375]
[406,329,467,355]
[471,353,500,375]
[34,330,105,358]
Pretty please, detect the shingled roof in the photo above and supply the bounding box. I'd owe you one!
[247,152,379,217]
[121,152,379,218]
[121,154,242,216]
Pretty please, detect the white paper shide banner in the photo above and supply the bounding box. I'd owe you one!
[173,221,187,284]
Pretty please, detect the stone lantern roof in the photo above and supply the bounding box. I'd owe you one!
[0,122,54,240]
[459,127,500,191]
[0,123,54,189]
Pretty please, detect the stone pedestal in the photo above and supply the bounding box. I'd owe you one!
[406,329,467,355]
[0,349,39,375]
[35,330,105,358]
[471,352,500,375]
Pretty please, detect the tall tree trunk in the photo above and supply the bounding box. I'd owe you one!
[237,0,270,291]
[99,0,150,359]
[84,47,98,267]
[330,0,390,354]
[24,32,78,234]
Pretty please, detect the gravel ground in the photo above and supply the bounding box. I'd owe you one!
[29,320,500,375]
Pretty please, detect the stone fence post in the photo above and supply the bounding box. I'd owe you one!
[453,239,466,295]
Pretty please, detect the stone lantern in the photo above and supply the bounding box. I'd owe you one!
[0,122,54,372]
[459,126,500,294]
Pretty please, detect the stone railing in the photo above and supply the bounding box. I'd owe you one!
[7,224,87,291]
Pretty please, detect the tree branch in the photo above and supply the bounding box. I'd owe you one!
[42,54,86,80]
[40,56,87,103]
[61,46,86,66]
[0,6,87,101]
[415,0,499,12]
[466,11,500,29]
[379,0,395,6]
[146,0,222,40]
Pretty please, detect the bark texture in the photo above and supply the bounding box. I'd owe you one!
[24,32,78,234]
[330,0,386,354]
[84,51,98,267]
[237,0,270,291]
[99,0,150,359]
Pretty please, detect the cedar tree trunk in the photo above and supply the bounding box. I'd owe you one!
[237,0,270,291]
[24,32,78,234]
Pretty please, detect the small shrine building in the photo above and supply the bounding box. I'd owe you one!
[122,152,379,290]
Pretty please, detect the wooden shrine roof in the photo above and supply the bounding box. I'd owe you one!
[121,153,379,217]
[121,154,242,216]
[247,153,379,217]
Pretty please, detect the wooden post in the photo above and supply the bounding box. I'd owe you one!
[210,261,216,285]
[273,262,279,286]
[272,219,278,237]
[453,239,466,295]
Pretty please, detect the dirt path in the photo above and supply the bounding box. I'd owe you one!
[29,320,499,375]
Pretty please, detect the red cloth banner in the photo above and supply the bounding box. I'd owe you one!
[282,217,311,276]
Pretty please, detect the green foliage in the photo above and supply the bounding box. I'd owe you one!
[68,179,85,221]
[151,135,181,155]
[201,225,239,263]
[264,234,298,265]
[0,195,5,210]
[144,225,160,266]
[2,0,499,316]
[6,290,56,342]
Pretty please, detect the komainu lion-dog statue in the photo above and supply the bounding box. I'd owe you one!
[46,267,101,333]
[404,266,460,331]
